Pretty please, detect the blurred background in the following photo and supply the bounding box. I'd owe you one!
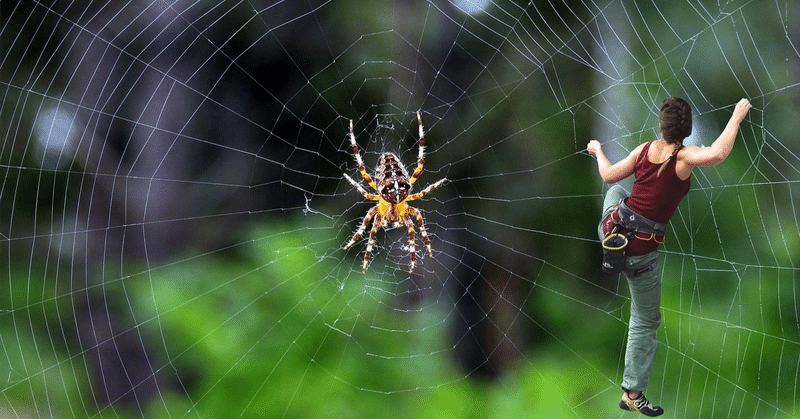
[1,0,799,417]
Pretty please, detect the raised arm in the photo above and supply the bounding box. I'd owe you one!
[680,98,751,167]
[587,141,645,184]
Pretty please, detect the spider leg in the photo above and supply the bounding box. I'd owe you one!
[406,177,447,202]
[349,120,378,190]
[406,206,433,257]
[402,214,417,273]
[344,173,380,201]
[344,205,379,250]
[362,212,384,273]
[409,111,425,185]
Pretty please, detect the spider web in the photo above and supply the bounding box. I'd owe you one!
[1,0,799,417]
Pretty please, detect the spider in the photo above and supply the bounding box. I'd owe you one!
[343,112,447,274]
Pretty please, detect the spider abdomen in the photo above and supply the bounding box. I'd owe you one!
[376,153,411,204]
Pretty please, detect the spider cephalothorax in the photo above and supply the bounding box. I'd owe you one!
[343,112,447,273]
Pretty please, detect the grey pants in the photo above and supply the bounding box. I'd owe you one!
[598,185,662,392]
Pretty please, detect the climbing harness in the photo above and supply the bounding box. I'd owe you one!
[600,199,669,274]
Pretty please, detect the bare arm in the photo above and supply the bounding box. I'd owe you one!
[587,141,644,184]
[681,98,751,167]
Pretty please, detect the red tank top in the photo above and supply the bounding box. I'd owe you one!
[624,141,691,255]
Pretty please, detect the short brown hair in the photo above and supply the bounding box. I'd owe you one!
[659,97,692,144]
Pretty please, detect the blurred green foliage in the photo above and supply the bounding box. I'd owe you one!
[5,215,798,417]
[0,217,617,418]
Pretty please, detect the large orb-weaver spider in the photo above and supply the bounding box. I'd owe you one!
[343,112,447,274]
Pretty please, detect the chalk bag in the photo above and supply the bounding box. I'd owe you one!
[601,232,628,274]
